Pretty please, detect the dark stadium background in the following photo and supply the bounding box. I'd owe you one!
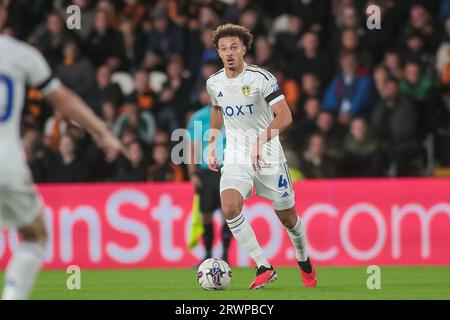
[0,0,448,181]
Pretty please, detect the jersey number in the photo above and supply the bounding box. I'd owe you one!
[0,74,14,123]
[278,175,288,189]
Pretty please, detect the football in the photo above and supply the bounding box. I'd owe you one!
[197,258,232,290]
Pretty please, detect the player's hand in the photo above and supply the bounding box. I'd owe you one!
[206,146,219,172]
[190,174,202,189]
[94,130,130,162]
[251,142,265,171]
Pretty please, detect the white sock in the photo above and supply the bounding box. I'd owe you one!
[286,217,309,262]
[2,241,45,300]
[226,213,271,268]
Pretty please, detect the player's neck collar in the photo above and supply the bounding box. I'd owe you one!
[225,63,246,80]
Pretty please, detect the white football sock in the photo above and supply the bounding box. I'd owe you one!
[2,241,45,300]
[226,213,271,268]
[286,216,309,262]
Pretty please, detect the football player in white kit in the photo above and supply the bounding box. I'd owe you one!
[206,24,317,289]
[0,34,125,299]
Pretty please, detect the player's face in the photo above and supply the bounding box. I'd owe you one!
[217,37,246,70]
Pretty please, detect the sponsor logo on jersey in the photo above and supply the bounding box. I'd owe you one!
[218,91,223,97]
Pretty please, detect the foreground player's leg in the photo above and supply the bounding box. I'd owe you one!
[221,189,276,289]
[275,207,317,288]
[2,213,48,300]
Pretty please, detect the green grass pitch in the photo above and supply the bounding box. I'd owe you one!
[1,266,449,300]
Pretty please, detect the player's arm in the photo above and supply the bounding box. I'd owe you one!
[251,76,292,170]
[24,44,126,161]
[251,99,292,170]
[45,86,126,161]
[257,98,292,146]
[207,105,223,172]
[205,81,223,172]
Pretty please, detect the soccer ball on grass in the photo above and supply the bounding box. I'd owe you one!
[197,258,232,290]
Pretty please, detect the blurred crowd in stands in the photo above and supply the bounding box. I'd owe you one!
[1,0,450,182]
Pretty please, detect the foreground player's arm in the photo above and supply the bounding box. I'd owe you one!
[251,79,292,170]
[24,44,126,161]
[207,105,224,172]
[45,86,125,161]
[256,99,292,147]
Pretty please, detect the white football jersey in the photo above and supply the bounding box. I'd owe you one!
[206,63,287,167]
[0,35,61,185]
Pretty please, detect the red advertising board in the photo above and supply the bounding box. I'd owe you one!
[0,179,449,269]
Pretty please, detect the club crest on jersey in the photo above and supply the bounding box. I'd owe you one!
[241,85,251,97]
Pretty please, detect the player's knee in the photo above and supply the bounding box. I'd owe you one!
[221,202,242,220]
[20,227,48,243]
[276,207,298,229]
[281,215,297,229]
[19,216,48,243]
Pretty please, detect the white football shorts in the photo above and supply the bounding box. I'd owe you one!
[219,163,295,210]
[0,173,43,229]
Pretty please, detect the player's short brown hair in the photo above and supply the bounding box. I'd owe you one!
[212,24,254,49]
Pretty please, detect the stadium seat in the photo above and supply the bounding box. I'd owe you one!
[149,71,168,94]
[111,71,135,95]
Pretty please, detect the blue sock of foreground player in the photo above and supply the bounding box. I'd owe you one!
[226,213,271,268]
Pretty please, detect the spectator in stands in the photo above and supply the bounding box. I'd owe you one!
[289,31,332,84]
[362,0,398,64]
[56,40,95,101]
[101,101,117,130]
[147,143,184,182]
[30,12,71,69]
[272,68,300,115]
[339,28,372,70]
[4,0,450,181]
[254,37,275,69]
[86,9,126,70]
[435,18,450,87]
[398,5,436,54]
[158,55,193,127]
[128,69,155,111]
[299,133,338,179]
[399,61,433,103]
[299,73,322,104]
[87,64,123,115]
[187,27,219,79]
[322,50,374,124]
[342,117,384,177]
[113,140,148,182]
[315,111,346,161]
[119,18,146,70]
[35,134,88,183]
[146,8,184,65]
[223,0,253,24]
[275,15,304,62]
[71,0,96,40]
[113,100,156,146]
[373,64,390,98]
[383,50,403,80]
[290,97,321,150]
[153,128,171,146]
[372,78,423,176]
[43,109,67,151]
[239,7,267,42]
[284,0,329,36]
